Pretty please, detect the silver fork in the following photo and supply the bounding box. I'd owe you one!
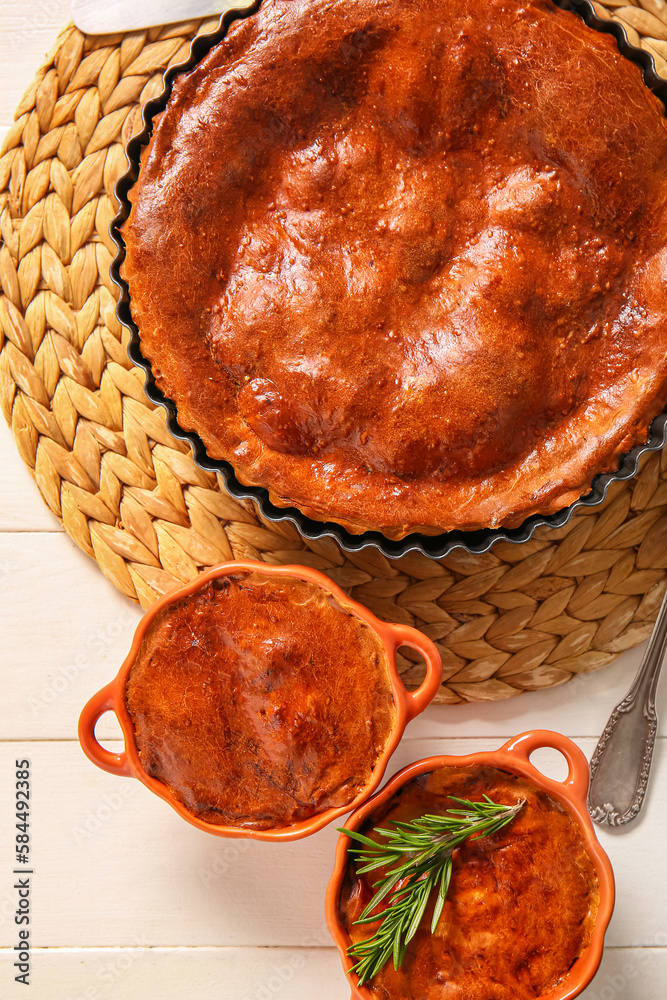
[588,587,667,826]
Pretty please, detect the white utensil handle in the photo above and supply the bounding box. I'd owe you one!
[72,0,232,35]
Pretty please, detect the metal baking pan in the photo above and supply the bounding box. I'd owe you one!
[109,0,667,560]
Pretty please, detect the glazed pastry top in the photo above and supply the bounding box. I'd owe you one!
[123,0,667,535]
[340,764,600,999]
[125,572,396,829]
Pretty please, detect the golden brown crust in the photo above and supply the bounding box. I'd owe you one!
[122,0,667,537]
[125,572,396,829]
[340,765,600,1000]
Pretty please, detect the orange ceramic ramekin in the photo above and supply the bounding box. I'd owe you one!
[326,730,615,1000]
[78,559,442,842]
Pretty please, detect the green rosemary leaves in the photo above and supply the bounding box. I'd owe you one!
[339,795,525,986]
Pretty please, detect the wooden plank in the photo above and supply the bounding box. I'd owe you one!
[0,945,665,1000]
[0,739,665,951]
[578,948,667,1000]
[0,947,344,1000]
[0,532,141,742]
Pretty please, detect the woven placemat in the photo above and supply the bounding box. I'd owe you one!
[2,2,667,705]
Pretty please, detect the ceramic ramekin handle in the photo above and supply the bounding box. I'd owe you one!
[389,624,443,720]
[78,683,133,777]
[501,730,590,802]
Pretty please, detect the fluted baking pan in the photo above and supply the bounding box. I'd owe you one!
[109,0,667,559]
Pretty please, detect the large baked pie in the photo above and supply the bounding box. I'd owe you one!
[122,0,667,538]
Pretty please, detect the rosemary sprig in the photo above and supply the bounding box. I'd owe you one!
[338,794,525,986]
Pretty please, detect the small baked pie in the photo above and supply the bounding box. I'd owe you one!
[338,763,601,999]
[122,0,667,537]
[125,570,397,829]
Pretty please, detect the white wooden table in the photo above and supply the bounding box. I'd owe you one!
[1,3,666,998]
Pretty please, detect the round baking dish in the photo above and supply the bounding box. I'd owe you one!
[326,730,614,1000]
[78,560,443,841]
[109,0,667,559]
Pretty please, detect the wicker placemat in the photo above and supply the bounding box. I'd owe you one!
[2,3,667,705]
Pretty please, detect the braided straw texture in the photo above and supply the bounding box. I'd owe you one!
[2,4,667,704]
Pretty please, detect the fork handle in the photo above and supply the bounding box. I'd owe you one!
[587,587,667,826]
